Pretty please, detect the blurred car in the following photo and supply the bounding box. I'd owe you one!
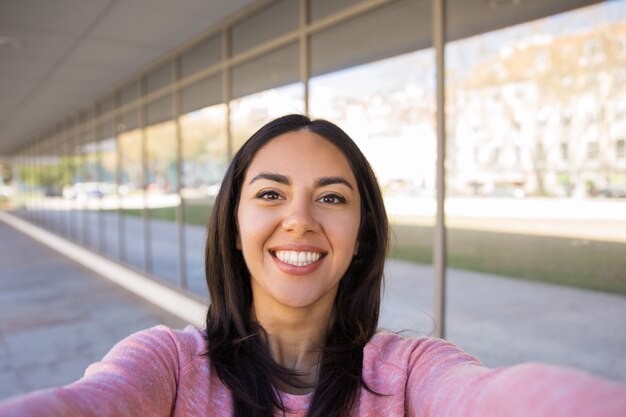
[44,187,63,197]
[597,186,626,198]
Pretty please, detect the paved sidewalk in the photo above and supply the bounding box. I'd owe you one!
[380,260,626,382]
[0,221,187,401]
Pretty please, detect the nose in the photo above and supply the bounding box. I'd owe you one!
[281,196,319,235]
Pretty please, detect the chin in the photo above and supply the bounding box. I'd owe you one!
[271,286,336,311]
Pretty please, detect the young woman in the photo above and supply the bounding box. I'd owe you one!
[1,114,625,417]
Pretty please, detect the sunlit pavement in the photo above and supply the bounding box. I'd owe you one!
[1,205,625,402]
[0,220,187,401]
[380,259,626,382]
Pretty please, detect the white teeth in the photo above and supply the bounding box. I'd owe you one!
[274,250,322,267]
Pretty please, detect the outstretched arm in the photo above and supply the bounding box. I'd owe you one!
[0,326,181,417]
[406,339,626,417]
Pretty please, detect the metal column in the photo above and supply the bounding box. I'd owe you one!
[174,57,188,289]
[433,0,447,339]
[300,0,310,117]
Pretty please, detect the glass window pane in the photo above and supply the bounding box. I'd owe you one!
[146,95,173,126]
[231,83,305,152]
[310,0,365,22]
[98,118,120,259]
[33,140,44,225]
[77,128,101,251]
[79,108,93,125]
[66,123,81,242]
[31,146,42,224]
[181,74,222,115]
[11,155,28,215]
[118,124,145,271]
[39,137,59,231]
[146,61,172,94]
[119,109,140,132]
[181,34,222,79]
[180,104,227,295]
[232,42,300,100]
[231,0,299,56]
[47,134,66,235]
[146,120,180,284]
[445,1,626,380]
[102,94,115,114]
[119,81,140,106]
[70,132,86,243]
[310,0,429,78]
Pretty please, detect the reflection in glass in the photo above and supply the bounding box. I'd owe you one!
[443,1,626,371]
[38,141,54,228]
[99,120,120,259]
[231,83,304,152]
[61,130,75,240]
[78,130,101,250]
[445,1,626,294]
[66,126,80,242]
[231,0,298,55]
[47,136,65,234]
[181,35,222,79]
[180,104,228,294]
[118,127,145,271]
[146,120,180,282]
[146,61,172,94]
[72,136,87,244]
[310,0,365,22]
[310,51,437,271]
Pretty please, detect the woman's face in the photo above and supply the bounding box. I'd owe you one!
[236,130,361,315]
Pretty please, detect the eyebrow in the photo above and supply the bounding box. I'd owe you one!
[314,176,354,190]
[249,172,291,185]
[249,172,354,190]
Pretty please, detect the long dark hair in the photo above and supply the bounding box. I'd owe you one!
[204,114,388,417]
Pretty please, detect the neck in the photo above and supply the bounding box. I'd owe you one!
[252,300,334,393]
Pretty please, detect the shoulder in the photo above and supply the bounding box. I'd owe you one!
[106,324,206,355]
[365,331,482,370]
[88,324,208,377]
[364,332,482,377]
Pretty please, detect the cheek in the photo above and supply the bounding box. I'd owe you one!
[237,208,277,251]
[325,212,361,257]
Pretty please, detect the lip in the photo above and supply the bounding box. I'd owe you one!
[269,244,327,276]
[269,244,327,253]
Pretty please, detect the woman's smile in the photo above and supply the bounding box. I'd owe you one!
[236,130,361,312]
[273,251,324,267]
[269,245,328,275]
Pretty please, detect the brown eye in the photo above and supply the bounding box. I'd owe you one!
[319,194,346,204]
[256,190,282,200]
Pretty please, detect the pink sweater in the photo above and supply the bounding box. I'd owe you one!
[1,325,625,417]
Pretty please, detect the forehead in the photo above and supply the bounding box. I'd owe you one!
[245,130,356,181]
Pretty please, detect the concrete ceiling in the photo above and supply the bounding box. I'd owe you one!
[0,0,255,157]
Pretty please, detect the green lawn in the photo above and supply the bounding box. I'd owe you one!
[109,205,626,295]
[391,224,626,295]
[115,202,213,226]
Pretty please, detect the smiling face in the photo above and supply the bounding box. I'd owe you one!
[236,130,361,316]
